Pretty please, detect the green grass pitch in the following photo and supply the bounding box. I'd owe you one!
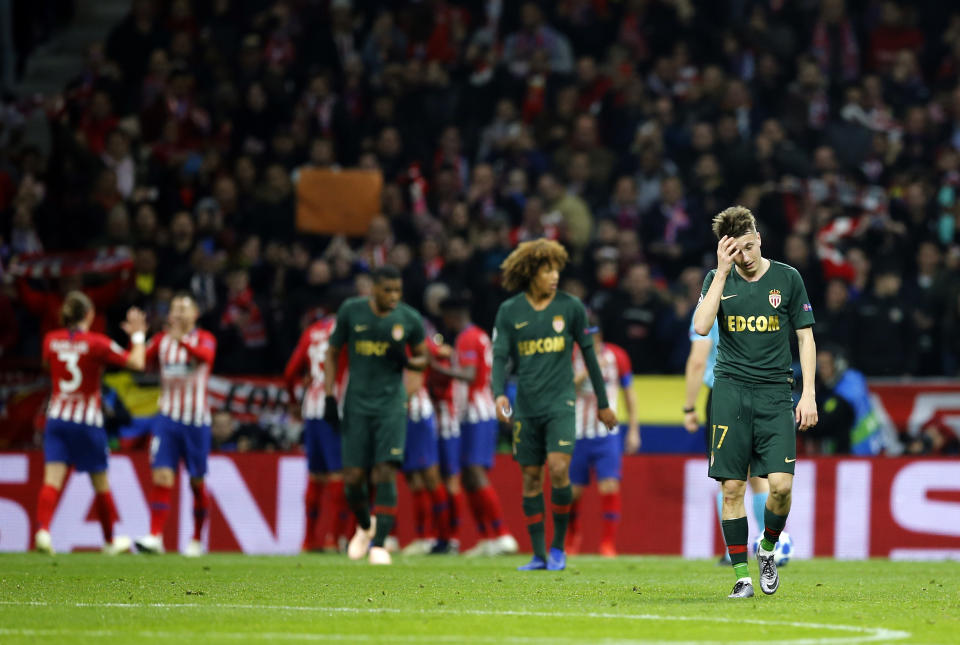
[1,553,958,644]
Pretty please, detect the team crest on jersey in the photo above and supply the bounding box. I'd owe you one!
[392,324,404,341]
[768,289,782,308]
[552,316,565,333]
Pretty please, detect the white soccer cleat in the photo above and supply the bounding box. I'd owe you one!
[401,538,435,556]
[34,529,55,555]
[347,517,376,560]
[384,535,400,553]
[103,535,132,555]
[134,534,166,554]
[185,539,204,558]
[492,534,519,555]
[368,546,392,565]
[464,539,493,557]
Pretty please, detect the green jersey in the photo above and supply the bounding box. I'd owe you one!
[329,296,425,415]
[491,290,609,417]
[701,260,815,385]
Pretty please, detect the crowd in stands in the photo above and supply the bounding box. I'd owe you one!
[3,0,960,408]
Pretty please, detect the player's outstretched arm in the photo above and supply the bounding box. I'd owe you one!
[283,333,309,416]
[795,327,818,431]
[323,342,341,430]
[623,382,640,454]
[178,334,216,364]
[682,338,711,433]
[491,308,513,423]
[693,236,737,336]
[120,307,148,371]
[405,340,428,372]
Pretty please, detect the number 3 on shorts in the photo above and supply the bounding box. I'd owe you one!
[712,424,729,449]
[512,421,522,456]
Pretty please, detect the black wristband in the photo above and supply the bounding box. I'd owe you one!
[682,406,695,414]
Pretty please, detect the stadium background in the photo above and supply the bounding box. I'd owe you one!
[0,0,959,556]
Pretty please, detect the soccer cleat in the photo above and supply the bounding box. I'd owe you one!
[493,534,519,555]
[402,538,435,556]
[134,534,165,554]
[34,529,55,555]
[758,549,780,595]
[368,546,392,565]
[185,539,204,558]
[546,547,566,571]
[464,539,493,557]
[347,517,376,560]
[517,556,547,571]
[321,534,338,553]
[102,535,132,555]
[384,536,400,553]
[728,579,755,599]
[598,539,617,558]
[429,539,455,555]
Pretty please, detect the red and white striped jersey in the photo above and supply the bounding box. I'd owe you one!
[434,399,460,439]
[408,386,435,423]
[454,324,496,425]
[573,342,629,439]
[42,328,130,427]
[283,318,348,420]
[145,328,217,426]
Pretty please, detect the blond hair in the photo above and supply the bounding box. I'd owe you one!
[712,205,757,239]
[60,291,93,327]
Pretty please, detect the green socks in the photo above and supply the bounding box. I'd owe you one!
[721,517,750,580]
[550,485,573,551]
[522,494,546,560]
[345,483,371,531]
[761,506,787,552]
[372,481,398,547]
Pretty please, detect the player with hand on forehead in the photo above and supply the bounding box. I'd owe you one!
[492,239,617,571]
[693,206,817,599]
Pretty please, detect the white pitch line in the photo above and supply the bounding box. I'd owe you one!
[0,601,911,645]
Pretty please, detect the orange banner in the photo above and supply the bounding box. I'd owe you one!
[295,168,383,235]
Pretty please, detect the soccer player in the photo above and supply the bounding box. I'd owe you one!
[135,292,218,557]
[492,239,617,571]
[35,292,147,555]
[684,316,770,563]
[693,206,817,598]
[401,359,453,555]
[324,265,427,565]
[566,330,639,557]
[284,311,351,552]
[435,296,518,557]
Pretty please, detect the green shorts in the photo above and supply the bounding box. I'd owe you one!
[708,379,796,481]
[341,406,407,469]
[512,410,575,466]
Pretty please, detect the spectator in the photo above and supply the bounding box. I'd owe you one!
[600,263,671,373]
[851,263,915,375]
[642,176,706,279]
[538,172,592,259]
[217,266,268,374]
[502,2,574,77]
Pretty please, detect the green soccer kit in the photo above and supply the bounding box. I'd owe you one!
[701,260,815,480]
[329,296,425,469]
[491,291,609,466]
